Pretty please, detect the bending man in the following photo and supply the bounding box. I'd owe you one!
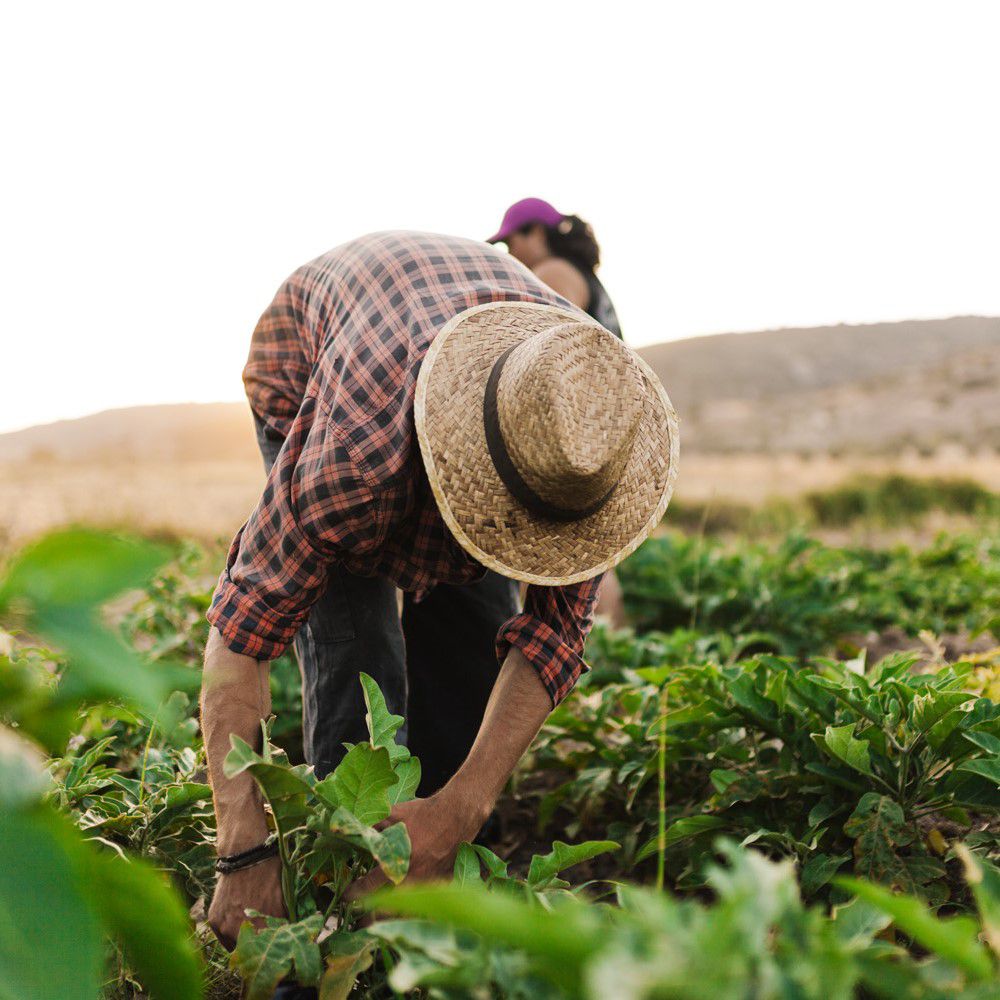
[201,231,678,954]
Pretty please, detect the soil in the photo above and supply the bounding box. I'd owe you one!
[485,770,632,887]
[843,628,998,669]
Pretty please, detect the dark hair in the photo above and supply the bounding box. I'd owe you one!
[520,214,601,272]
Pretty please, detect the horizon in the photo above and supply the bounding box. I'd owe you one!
[3,312,996,437]
[3,2,1000,434]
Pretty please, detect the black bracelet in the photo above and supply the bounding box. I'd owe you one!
[215,836,279,875]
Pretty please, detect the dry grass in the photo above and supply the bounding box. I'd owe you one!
[0,459,264,547]
[3,452,1000,548]
[673,451,1000,503]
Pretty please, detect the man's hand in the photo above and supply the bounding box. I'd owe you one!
[207,856,286,951]
[346,791,485,901]
[347,648,551,903]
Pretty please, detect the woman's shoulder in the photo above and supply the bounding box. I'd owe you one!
[533,257,590,310]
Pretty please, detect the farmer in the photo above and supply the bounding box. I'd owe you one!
[201,232,677,962]
[487,197,623,339]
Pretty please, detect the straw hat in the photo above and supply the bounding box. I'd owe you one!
[415,302,679,586]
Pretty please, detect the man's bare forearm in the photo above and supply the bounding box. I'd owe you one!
[438,648,552,835]
[200,627,272,854]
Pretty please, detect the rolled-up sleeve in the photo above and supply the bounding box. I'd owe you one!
[496,574,603,706]
[207,396,380,660]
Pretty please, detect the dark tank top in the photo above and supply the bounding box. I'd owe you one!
[559,260,623,339]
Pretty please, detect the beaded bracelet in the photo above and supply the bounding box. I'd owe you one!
[215,836,279,875]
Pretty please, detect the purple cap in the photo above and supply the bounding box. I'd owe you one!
[486,197,564,244]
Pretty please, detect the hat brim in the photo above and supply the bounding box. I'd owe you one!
[415,302,679,586]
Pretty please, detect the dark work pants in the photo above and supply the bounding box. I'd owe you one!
[254,417,519,796]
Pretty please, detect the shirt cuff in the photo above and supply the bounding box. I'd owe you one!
[206,575,298,662]
[496,613,589,707]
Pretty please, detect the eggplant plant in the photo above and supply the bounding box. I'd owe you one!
[372,838,1000,1000]
[224,673,621,1000]
[531,644,1000,905]
[221,673,417,998]
[0,530,204,1000]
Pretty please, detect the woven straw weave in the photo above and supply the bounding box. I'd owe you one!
[415,303,679,585]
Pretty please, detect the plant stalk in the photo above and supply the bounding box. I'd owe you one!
[656,683,668,893]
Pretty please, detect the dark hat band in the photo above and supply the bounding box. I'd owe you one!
[482,344,617,523]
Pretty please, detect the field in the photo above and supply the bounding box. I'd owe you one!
[2,480,1000,999]
[3,452,1000,546]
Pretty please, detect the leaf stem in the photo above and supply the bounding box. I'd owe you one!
[656,684,668,893]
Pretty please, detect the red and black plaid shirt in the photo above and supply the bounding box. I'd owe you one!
[207,231,602,704]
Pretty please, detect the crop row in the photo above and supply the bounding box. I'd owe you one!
[1,527,998,998]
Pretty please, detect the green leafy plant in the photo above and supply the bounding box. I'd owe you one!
[619,532,1000,656]
[0,530,204,999]
[370,838,1000,1000]
[122,541,304,758]
[6,525,1000,998]
[222,673,416,998]
[531,644,1000,905]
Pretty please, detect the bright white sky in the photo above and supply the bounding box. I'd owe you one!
[2,1,998,434]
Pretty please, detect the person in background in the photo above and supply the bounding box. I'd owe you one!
[488,198,628,625]
[487,197,623,339]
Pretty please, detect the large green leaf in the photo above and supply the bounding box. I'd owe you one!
[957,756,1000,786]
[527,840,619,889]
[325,807,411,883]
[325,743,397,826]
[319,937,375,1000]
[88,850,204,1000]
[836,876,994,981]
[729,673,777,723]
[821,724,874,777]
[366,883,605,992]
[453,843,483,886]
[964,731,1000,755]
[843,793,933,895]
[472,844,510,882]
[0,808,104,1000]
[940,769,1000,809]
[645,702,712,736]
[224,736,314,830]
[369,919,490,993]
[389,755,421,805]
[830,896,892,946]
[35,607,178,717]
[0,530,193,720]
[231,913,324,1000]
[911,690,972,733]
[360,672,406,761]
[0,725,51,808]
[926,707,970,751]
[801,852,851,897]
[636,814,725,864]
[956,845,1000,959]
[0,529,170,610]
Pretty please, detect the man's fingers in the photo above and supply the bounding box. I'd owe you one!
[210,921,237,953]
[344,867,389,903]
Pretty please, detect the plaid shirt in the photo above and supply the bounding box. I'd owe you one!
[208,231,602,704]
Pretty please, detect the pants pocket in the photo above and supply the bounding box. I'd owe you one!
[305,567,357,644]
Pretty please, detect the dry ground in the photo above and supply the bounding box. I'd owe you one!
[3,452,1000,548]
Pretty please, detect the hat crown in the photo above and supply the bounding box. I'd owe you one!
[496,323,645,513]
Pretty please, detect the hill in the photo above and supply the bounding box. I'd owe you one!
[0,402,260,465]
[1,316,998,463]
[636,315,1000,454]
